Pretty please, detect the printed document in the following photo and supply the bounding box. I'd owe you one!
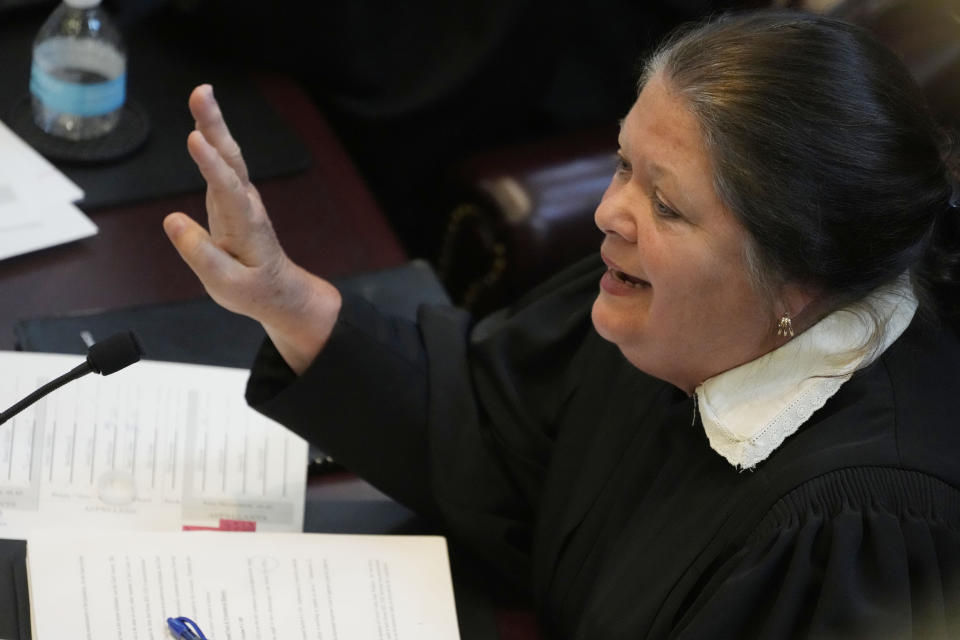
[28,530,461,640]
[0,351,308,537]
[0,119,96,259]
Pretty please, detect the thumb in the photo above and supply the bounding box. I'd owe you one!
[163,212,240,292]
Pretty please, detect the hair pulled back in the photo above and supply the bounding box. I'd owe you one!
[644,10,960,329]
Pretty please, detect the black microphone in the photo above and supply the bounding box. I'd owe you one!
[0,330,143,426]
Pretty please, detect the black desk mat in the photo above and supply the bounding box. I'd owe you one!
[0,8,311,210]
[13,260,450,362]
[0,539,28,640]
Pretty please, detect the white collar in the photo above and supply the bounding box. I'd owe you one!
[695,275,918,470]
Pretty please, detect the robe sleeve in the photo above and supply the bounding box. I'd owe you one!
[671,467,960,639]
[245,255,604,586]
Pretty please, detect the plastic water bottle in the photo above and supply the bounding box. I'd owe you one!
[30,0,126,141]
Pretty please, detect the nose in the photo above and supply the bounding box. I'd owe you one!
[594,179,638,244]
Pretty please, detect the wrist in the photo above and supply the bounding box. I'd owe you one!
[259,261,342,374]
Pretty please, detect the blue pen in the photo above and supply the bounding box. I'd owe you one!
[166,616,209,640]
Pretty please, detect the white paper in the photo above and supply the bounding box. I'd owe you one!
[28,530,462,640]
[0,118,96,259]
[0,201,97,259]
[0,120,84,205]
[0,351,308,537]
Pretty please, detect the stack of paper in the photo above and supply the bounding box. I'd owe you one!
[0,351,308,537]
[0,119,97,260]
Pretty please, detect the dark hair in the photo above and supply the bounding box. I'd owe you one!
[642,10,960,331]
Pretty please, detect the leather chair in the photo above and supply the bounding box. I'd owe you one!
[437,127,616,316]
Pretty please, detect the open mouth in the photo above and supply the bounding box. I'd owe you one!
[610,268,650,288]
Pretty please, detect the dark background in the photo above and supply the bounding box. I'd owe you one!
[6,0,958,266]
[108,0,753,259]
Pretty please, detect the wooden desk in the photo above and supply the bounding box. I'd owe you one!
[0,76,406,349]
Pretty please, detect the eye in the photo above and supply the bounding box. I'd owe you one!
[614,152,631,175]
[653,194,680,219]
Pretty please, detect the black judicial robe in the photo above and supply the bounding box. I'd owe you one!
[246,254,960,639]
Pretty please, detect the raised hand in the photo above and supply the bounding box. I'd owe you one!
[164,85,340,373]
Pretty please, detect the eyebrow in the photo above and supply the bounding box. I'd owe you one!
[618,145,677,182]
[647,162,676,180]
[616,119,679,182]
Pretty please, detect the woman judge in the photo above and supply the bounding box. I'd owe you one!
[164,11,960,638]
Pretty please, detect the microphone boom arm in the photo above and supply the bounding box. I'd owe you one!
[0,361,91,426]
[0,331,142,427]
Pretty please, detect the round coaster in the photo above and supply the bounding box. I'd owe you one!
[8,95,150,164]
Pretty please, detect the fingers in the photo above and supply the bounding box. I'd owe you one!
[187,129,249,213]
[187,128,265,256]
[169,86,289,322]
[188,84,250,184]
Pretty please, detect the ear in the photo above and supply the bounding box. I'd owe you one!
[778,282,821,327]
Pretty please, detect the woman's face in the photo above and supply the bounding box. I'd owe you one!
[591,73,778,393]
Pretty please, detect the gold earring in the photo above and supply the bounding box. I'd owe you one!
[777,313,794,338]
